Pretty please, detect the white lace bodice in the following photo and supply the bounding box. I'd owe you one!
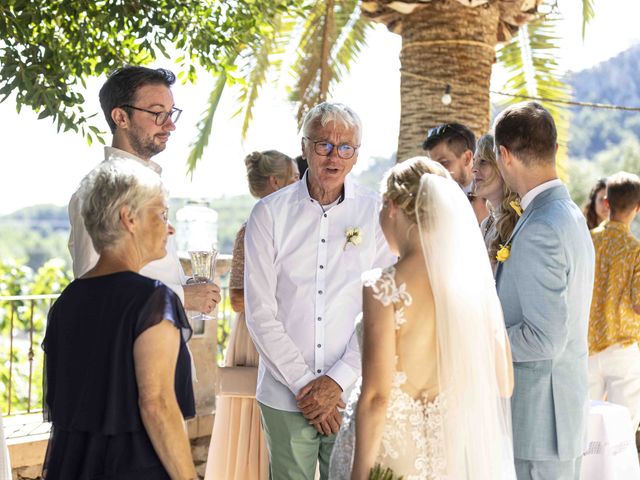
[329,267,445,480]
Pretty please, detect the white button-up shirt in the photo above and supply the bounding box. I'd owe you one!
[520,178,563,211]
[244,174,395,411]
[67,146,186,302]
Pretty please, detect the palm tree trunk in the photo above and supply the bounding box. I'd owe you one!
[397,0,499,161]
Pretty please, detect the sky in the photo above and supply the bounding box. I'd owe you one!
[1,0,639,215]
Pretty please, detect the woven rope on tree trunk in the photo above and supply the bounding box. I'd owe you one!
[400,69,474,89]
[402,39,496,54]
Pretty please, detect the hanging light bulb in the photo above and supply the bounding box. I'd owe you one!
[441,84,452,106]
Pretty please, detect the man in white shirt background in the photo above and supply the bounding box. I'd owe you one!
[68,66,220,313]
[244,102,394,479]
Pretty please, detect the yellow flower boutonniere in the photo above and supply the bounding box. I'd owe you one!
[510,200,523,217]
[344,227,362,250]
[496,243,511,263]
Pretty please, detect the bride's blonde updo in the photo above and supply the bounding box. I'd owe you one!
[244,150,294,198]
[382,156,449,223]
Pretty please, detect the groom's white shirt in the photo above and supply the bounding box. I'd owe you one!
[520,178,563,211]
[244,174,395,412]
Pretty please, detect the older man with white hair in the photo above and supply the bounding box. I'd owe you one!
[244,102,394,479]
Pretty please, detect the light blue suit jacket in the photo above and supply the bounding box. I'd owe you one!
[496,184,595,461]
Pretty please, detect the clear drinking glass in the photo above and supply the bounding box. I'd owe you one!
[188,249,218,321]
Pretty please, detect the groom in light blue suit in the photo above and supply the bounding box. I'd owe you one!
[494,102,595,480]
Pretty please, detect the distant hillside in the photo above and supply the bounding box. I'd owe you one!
[0,204,71,269]
[568,43,640,159]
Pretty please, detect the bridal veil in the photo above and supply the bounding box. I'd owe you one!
[416,173,516,479]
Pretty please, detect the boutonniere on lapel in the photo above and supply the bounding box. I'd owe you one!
[510,200,523,217]
[496,243,511,263]
[344,227,362,250]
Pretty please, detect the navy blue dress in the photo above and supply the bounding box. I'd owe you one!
[42,272,195,479]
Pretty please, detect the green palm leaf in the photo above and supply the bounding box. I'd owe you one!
[288,0,372,127]
[235,15,296,138]
[186,59,235,177]
[581,0,595,39]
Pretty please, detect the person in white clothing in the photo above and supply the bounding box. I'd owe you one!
[68,66,220,313]
[244,102,395,480]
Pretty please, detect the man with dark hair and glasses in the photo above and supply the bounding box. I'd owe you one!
[244,102,394,479]
[423,122,489,223]
[68,65,220,317]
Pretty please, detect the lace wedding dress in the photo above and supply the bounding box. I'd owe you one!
[328,266,446,480]
[328,174,515,480]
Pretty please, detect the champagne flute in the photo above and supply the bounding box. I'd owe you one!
[188,249,218,321]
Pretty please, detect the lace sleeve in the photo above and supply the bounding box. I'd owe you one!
[362,267,412,329]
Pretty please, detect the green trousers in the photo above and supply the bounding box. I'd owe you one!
[259,402,337,480]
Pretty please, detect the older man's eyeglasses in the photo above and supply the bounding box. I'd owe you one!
[304,137,360,160]
[120,104,182,125]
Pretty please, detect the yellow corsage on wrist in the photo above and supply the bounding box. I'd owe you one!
[510,200,523,217]
[496,244,511,263]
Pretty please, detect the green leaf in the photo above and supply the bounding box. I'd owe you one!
[581,0,595,39]
[185,63,234,177]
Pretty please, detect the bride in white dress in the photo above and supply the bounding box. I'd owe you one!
[329,157,516,479]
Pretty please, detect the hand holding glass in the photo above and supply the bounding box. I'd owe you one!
[189,249,218,321]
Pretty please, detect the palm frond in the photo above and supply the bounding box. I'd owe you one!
[581,0,595,39]
[332,1,372,83]
[185,62,233,177]
[235,16,292,138]
[288,0,372,127]
[287,1,333,123]
[495,16,571,177]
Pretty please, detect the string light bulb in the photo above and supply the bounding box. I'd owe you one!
[441,84,452,105]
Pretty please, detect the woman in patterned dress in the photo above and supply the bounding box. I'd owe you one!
[204,150,298,480]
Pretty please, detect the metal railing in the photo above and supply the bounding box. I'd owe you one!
[0,281,234,417]
[0,294,59,416]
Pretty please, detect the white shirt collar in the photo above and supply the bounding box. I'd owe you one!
[296,171,355,203]
[520,178,562,211]
[104,146,162,175]
[462,181,473,195]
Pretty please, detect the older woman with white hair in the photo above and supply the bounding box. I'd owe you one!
[42,159,197,479]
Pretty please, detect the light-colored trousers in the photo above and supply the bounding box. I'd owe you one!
[259,402,336,480]
[589,342,640,432]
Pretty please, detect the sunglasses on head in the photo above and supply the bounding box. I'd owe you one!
[426,124,472,151]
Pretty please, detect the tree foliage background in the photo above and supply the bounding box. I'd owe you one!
[0,0,302,144]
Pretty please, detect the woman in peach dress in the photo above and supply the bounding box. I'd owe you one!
[205,150,299,480]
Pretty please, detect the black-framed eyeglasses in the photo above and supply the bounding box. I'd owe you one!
[119,104,182,125]
[303,137,360,160]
